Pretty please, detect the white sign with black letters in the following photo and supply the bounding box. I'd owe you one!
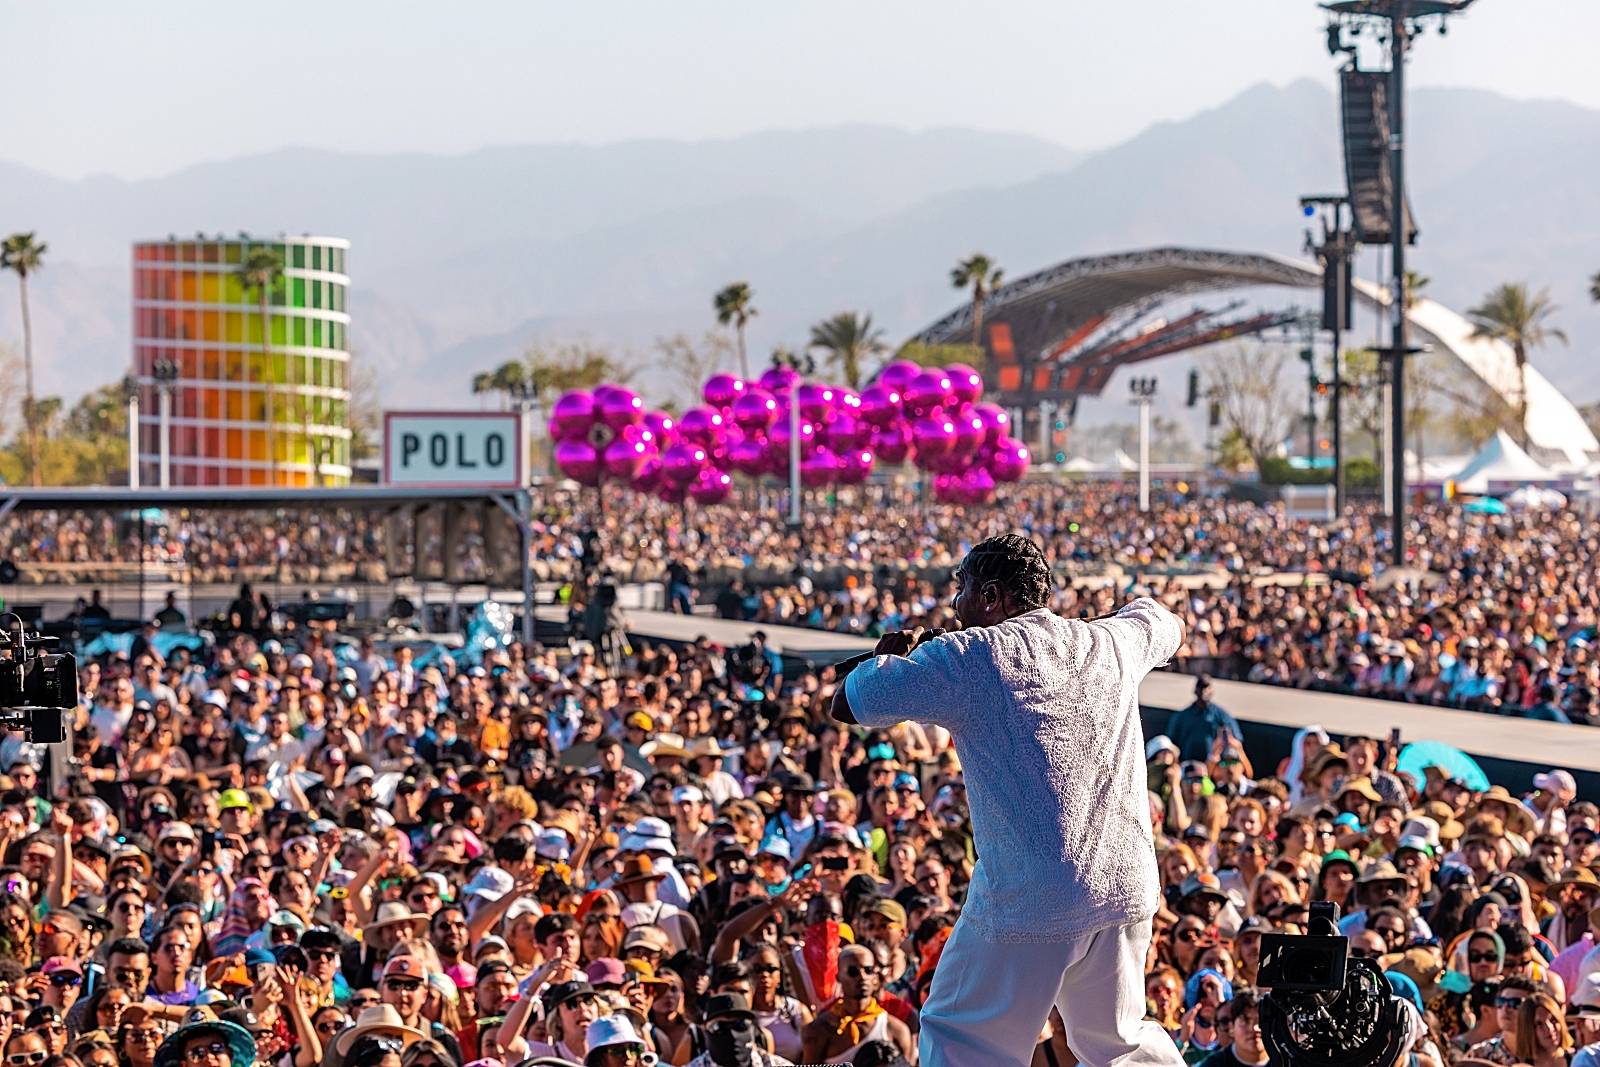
[382,411,523,488]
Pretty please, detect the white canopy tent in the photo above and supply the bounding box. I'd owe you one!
[1449,431,1564,493]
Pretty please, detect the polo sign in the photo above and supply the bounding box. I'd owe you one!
[383,411,524,488]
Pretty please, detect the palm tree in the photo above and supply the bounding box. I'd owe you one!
[1403,269,1430,310]
[1,233,46,485]
[1467,282,1568,447]
[1589,270,1600,304]
[236,246,286,480]
[713,282,756,378]
[950,254,1004,349]
[471,360,532,409]
[808,312,886,389]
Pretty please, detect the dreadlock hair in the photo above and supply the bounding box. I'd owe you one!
[961,534,1051,611]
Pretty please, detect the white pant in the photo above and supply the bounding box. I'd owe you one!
[920,917,1186,1067]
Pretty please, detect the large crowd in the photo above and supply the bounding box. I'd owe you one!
[9,488,1598,721]
[0,533,1591,1067]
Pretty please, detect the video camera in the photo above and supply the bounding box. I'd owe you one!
[1256,901,1410,1067]
[0,614,77,744]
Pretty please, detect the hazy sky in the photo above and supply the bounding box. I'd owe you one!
[7,0,1597,180]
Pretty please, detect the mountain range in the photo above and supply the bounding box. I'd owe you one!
[2,78,1597,424]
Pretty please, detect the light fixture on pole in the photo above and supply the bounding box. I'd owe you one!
[787,353,816,529]
[122,374,142,490]
[153,357,180,489]
[1128,376,1158,513]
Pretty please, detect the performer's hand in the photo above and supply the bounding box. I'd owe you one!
[874,629,923,657]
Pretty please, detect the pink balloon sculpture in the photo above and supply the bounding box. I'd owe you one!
[870,423,912,465]
[797,383,838,422]
[632,455,664,494]
[952,407,986,455]
[837,448,875,485]
[689,467,734,505]
[856,384,902,428]
[549,391,597,442]
[657,481,689,505]
[801,447,837,488]
[597,387,645,430]
[642,410,676,449]
[731,389,778,431]
[603,437,650,481]
[911,413,957,464]
[825,413,869,453]
[759,366,800,394]
[904,370,953,418]
[661,442,707,485]
[702,374,746,409]
[963,467,998,502]
[677,406,727,448]
[877,360,920,395]
[946,363,984,406]
[727,436,767,476]
[989,438,1031,483]
[554,440,601,486]
[972,403,1011,447]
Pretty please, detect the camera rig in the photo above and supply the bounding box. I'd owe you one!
[0,613,76,744]
[1257,901,1410,1067]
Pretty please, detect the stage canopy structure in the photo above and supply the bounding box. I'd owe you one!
[907,246,1597,465]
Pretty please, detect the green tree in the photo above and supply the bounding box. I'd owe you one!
[236,246,286,477]
[1589,270,1600,304]
[1466,282,1567,447]
[1,233,46,485]
[713,282,757,379]
[472,360,533,409]
[1403,269,1430,310]
[895,341,987,371]
[950,253,1003,349]
[655,332,733,407]
[807,312,886,389]
[1204,346,1293,473]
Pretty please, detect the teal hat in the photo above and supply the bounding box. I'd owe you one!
[154,1019,255,1067]
[1320,849,1361,876]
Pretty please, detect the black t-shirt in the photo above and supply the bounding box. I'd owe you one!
[1199,1045,1270,1067]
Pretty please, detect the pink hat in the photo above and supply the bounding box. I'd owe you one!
[445,963,478,990]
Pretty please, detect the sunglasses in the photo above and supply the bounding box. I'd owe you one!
[183,1043,230,1064]
[384,979,423,992]
[752,964,781,975]
[314,1021,347,1036]
[7,1054,45,1066]
[1497,996,1529,1009]
[48,973,81,987]
[305,948,339,961]
[842,964,878,979]
[1468,951,1499,963]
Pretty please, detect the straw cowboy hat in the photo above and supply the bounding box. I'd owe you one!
[333,1005,426,1058]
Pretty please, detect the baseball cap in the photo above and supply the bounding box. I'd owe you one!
[217,789,253,813]
[346,765,376,785]
[624,712,654,731]
[1534,769,1578,795]
[382,956,426,981]
[158,822,197,843]
[863,898,908,926]
[1179,872,1227,900]
[584,958,629,987]
[670,785,705,805]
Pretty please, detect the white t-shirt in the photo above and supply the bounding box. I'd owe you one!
[846,598,1182,942]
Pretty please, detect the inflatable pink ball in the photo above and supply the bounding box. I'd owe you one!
[677,406,727,448]
[731,389,778,431]
[800,447,837,488]
[946,363,983,406]
[549,391,597,442]
[554,440,601,486]
[923,448,972,476]
[950,407,986,455]
[856,384,902,428]
[702,373,746,410]
[797,383,838,422]
[661,442,708,485]
[642,410,676,449]
[932,473,962,503]
[911,412,957,464]
[759,366,800,394]
[963,467,998,503]
[825,412,869,453]
[727,436,768,476]
[989,438,1031,483]
[632,455,664,494]
[656,481,688,505]
[877,360,920,395]
[972,403,1011,447]
[904,369,953,418]
[837,448,875,485]
[597,387,645,430]
[870,423,912,465]
[603,436,650,481]
[688,467,734,505]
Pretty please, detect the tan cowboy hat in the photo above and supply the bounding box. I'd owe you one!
[613,855,667,888]
[1412,801,1467,842]
[1550,867,1600,894]
[333,1005,425,1057]
[1474,786,1535,836]
[1338,777,1384,805]
[361,901,427,939]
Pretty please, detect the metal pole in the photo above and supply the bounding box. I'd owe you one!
[518,488,535,650]
[158,387,172,489]
[1388,9,1408,564]
[1331,219,1346,514]
[1138,397,1151,513]
[788,386,801,526]
[127,392,141,489]
[1037,399,1054,460]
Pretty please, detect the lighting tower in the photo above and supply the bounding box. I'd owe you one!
[1128,376,1158,513]
[1322,0,1477,564]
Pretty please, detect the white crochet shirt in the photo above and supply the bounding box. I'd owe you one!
[846,598,1183,942]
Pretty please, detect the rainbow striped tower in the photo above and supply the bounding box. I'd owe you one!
[131,234,352,487]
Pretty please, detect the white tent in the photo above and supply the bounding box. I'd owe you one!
[1406,450,1472,484]
[1113,449,1139,473]
[1062,456,1108,474]
[1449,431,1563,491]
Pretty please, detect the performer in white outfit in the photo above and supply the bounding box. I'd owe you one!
[833,534,1187,1067]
